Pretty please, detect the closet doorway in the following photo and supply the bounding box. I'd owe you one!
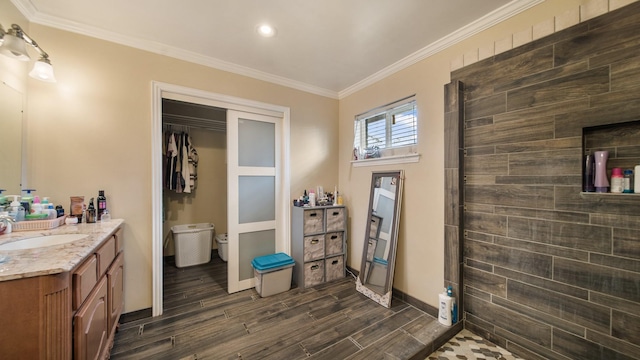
[151,82,291,316]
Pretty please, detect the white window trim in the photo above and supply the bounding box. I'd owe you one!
[353,95,418,165]
[351,153,420,167]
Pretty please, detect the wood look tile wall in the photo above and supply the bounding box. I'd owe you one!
[446,2,640,359]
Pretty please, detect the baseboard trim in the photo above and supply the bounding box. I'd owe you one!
[120,308,153,324]
[347,265,439,318]
[393,287,439,318]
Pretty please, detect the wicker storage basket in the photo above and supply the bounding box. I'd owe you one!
[13,216,67,232]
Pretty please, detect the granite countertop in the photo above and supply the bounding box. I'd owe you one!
[0,219,124,282]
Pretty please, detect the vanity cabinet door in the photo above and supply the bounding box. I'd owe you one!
[74,276,109,360]
[108,252,124,335]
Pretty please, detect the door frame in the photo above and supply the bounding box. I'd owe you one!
[151,81,291,316]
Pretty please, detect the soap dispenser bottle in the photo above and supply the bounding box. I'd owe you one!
[32,195,43,214]
[21,189,36,214]
[8,195,25,222]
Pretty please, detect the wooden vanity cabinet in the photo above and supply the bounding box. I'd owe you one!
[0,225,124,359]
[73,228,124,359]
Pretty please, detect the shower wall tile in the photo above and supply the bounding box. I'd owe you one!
[449,3,640,358]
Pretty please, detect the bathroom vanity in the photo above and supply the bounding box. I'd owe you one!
[0,219,124,359]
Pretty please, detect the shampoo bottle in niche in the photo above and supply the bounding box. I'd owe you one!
[583,154,595,192]
[610,168,624,193]
[594,151,609,193]
[438,288,452,326]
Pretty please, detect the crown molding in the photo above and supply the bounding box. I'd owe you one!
[338,0,544,99]
[13,0,339,99]
[12,0,542,100]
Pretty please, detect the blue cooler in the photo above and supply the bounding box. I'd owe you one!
[251,253,295,297]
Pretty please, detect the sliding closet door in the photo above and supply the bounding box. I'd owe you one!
[227,110,281,293]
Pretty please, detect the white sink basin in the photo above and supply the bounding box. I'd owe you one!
[0,234,89,250]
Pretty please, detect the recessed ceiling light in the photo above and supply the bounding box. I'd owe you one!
[256,24,276,38]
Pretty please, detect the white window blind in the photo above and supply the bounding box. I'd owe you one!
[354,95,417,160]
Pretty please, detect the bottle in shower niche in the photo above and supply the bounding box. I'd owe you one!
[594,151,609,193]
[611,168,624,193]
[583,154,595,192]
[97,190,107,219]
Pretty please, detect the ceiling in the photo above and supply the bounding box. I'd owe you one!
[13,0,541,98]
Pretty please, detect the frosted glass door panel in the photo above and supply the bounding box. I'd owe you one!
[228,109,282,293]
[239,230,276,281]
[238,119,275,167]
[238,176,275,223]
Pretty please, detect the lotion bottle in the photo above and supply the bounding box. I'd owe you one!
[438,288,452,326]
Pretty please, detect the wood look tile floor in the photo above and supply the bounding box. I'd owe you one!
[111,253,452,360]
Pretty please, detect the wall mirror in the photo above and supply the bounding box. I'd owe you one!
[0,81,24,196]
[356,170,404,308]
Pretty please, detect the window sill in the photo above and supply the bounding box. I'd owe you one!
[351,153,420,167]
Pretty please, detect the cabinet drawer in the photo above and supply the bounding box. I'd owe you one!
[303,260,325,287]
[369,214,382,238]
[96,236,116,278]
[73,255,98,310]
[114,227,124,253]
[325,208,345,232]
[303,235,324,261]
[325,255,344,282]
[303,209,324,234]
[325,232,343,256]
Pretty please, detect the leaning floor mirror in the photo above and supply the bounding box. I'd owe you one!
[356,170,404,308]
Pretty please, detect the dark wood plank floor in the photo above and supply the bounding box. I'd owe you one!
[111,253,454,360]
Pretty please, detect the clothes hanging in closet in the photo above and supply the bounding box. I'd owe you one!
[164,131,198,193]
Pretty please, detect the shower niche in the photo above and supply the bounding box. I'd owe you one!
[582,120,640,194]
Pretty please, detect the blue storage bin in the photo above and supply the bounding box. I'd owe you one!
[251,252,295,297]
[251,252,295,271]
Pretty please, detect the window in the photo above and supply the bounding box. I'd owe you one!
[353,95,417,161]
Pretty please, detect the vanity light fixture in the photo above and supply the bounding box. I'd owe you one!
[0,23,56,82]
[256,23,277,38]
